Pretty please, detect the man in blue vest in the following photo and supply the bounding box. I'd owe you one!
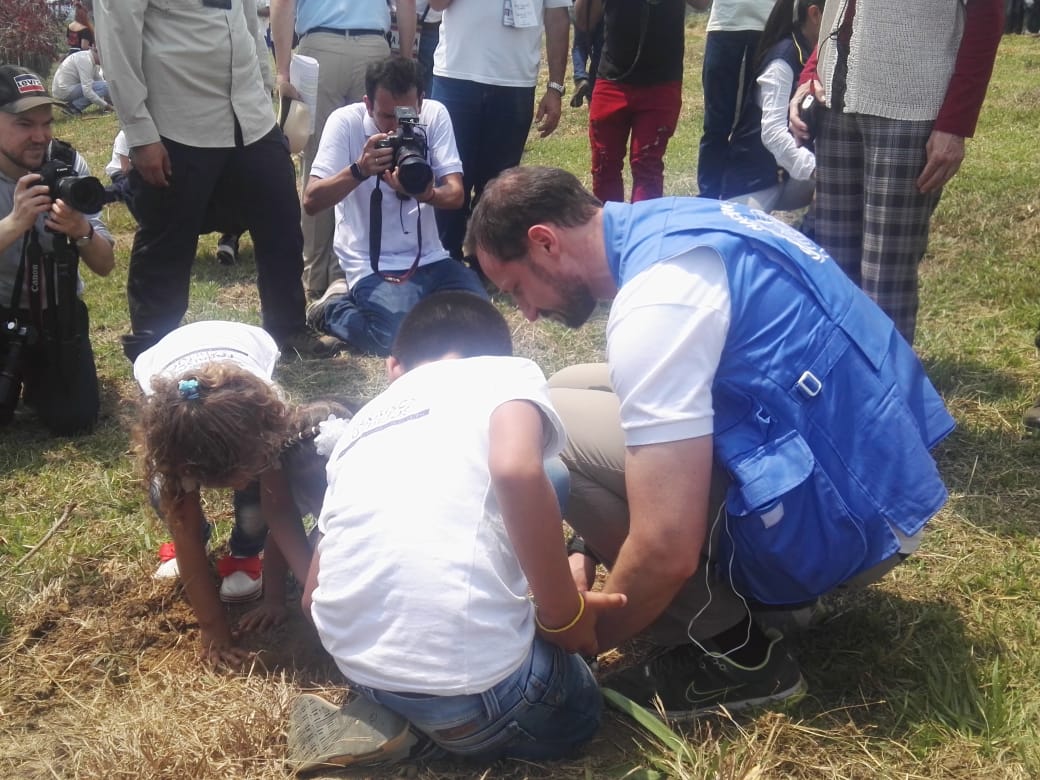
[467,166,954,718]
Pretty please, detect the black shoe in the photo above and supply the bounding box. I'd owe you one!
[1024,396,1040,431]
[570,78,591,108]
[216,233,240,265]
[602,630,806,720]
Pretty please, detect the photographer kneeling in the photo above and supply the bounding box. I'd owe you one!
[0,66,114,435]
[302,56,486,357]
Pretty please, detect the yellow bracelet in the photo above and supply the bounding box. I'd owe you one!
[535,592,585,633]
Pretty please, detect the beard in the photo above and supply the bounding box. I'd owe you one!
[539,277,597,328]
[2,144,46,173]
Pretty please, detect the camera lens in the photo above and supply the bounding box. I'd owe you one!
[57,175,108,214]
[396,152,433,196]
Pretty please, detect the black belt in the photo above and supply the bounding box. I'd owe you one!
[304,27,384,37]
[421,20,441,31]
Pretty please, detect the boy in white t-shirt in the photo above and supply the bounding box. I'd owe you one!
[288,292,625,772]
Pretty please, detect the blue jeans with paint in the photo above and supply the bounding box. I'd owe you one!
[321,258,487,356]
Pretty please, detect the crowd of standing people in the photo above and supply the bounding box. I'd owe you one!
[0,0,1015,773]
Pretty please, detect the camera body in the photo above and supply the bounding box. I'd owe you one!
[0,319,36,425]
[375,106,433,196]
[37,159,107,215]
[798,93,819,141]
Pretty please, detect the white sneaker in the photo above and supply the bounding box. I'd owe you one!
[219,570,263,603]
[217,554,263,603]
[152,542,179,579]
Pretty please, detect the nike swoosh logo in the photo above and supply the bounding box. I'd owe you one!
[685,682,742,704]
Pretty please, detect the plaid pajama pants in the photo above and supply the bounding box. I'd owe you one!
[814,110,943,344]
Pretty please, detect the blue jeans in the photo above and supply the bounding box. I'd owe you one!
[351,638,602,760]
[697,30,762,199]
[323,258,487,356]
[571,21,602,84]
[430,76,534,260]
[62,80,109,112]
[149,478,266,558]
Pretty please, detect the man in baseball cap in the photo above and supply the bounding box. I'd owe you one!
[0,62,115,435]
[0,65,66,114]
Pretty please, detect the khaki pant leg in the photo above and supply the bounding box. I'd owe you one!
[549,364,748,646]
[298,32,390,296]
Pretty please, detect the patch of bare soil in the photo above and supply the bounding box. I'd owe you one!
[0,561,643,779]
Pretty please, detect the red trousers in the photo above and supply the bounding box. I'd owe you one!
[588,79,682,203]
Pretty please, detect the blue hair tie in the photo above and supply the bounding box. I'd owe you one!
[178,378,201,401]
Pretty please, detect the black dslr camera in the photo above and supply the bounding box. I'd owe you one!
[37,159,108,214]
[375,106,433,197]
[0,320,35,425]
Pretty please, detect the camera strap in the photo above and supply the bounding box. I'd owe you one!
[11,229,80,341]
[10,231,46,332]
[368,178,423,284]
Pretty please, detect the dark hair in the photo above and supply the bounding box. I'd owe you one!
[365,56,425,101]
[752,0,825,74]
[464,166,601,262]
[281,396,362,519]
[391,291,513,370]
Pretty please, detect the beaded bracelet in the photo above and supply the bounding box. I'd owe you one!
[535,592,586,634]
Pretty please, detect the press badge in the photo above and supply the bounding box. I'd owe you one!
[503,0,538,28]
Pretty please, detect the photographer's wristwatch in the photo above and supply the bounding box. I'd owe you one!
[547,81,566,97]
[74,224,94,249]
[349,161,369,182]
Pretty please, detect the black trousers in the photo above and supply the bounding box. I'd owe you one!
[122,125,307,362]
[0,301,99,436]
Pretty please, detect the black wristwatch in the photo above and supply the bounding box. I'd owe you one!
[74,224,94,248]
[350,161,369,182]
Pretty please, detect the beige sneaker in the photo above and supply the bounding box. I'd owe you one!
[287,693,415,774]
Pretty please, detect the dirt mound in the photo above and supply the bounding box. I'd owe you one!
[0,563,630,778]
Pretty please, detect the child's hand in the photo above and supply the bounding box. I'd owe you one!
[537,590,627,657]
[199,627,253,670]
[238,602,288,634]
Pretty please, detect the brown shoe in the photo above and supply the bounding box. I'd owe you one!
[279,328,343,360]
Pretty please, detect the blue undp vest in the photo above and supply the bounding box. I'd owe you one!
[603,199,955,605]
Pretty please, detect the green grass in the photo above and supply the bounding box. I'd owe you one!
[3,18,1040,780]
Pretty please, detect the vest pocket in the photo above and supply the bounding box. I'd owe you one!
[719,429,892,606]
